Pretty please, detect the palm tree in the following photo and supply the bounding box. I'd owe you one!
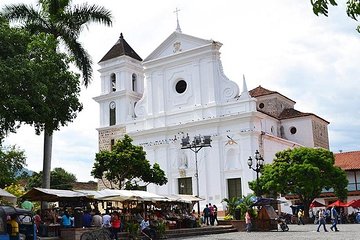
[2,0,112,189]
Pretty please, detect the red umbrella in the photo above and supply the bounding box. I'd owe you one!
[328,200,347,207]
[346,199,360,208]
[310,200,325,208]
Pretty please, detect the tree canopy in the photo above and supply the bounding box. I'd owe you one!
[0,17,83,140]
[250,147,348,217]
[311,0,360,32]
[26,167,77,190]
[0,145,27,188]
[2,0,113,86]
[91,135,168,189]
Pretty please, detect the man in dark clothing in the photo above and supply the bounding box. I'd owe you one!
[82,211,92,228]
[203,205,210,226]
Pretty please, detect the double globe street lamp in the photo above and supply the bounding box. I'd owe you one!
[181,134,212,215]
[247,150,264,197]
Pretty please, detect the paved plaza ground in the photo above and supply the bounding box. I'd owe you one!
[182,223,360,240]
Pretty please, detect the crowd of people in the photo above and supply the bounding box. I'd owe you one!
[201,203,219,226]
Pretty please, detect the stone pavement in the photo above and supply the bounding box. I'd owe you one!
[182,223,360,240]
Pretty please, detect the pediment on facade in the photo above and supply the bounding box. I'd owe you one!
[144,31,214,62]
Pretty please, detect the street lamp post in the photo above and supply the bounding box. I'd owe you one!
[247,150,264,197]
[181,134,212,216]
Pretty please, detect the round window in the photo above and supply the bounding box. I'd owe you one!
[290,127,297,134]
[259,103,265,109]
[175,80,187,94]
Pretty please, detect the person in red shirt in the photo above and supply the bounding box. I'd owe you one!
[33,210,42,233]
[111,212,121,240]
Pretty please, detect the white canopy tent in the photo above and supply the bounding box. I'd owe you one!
[0,188,17,204]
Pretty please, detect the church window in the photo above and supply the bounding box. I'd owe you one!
[271,126,274,134]
[111,73,116,92]
[109,101,116,126]
[178,177,192,195]
[290,126,297,134]
[175,80,187,94]
[132,73,137,92]
[227,178,242,199]
[259,103,265,109]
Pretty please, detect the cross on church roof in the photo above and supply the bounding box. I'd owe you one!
[174,7,182,33]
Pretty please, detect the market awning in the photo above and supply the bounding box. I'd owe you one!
[251,197,287,206]
[327,200,348,207]
[21,188,91,202]
[0,188,17,204]
[163,194,204,203]
[310,200,326,208]
[97,189,167,202]
[345,199,360,208]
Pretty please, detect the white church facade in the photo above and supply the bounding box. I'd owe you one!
[93,27,329,211]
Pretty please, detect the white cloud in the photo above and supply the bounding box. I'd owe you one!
[2,0,359,181]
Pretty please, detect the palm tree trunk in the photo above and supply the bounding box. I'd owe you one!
[42,129,52,189]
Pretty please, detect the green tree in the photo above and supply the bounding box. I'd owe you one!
[311,0,360,32]
[91,135,168,189]
[2,0,112,189]
[0,145,27,188]
[26,167,77,190]
[251,147,348,217]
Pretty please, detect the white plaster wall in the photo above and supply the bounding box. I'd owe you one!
[281,118,314,147]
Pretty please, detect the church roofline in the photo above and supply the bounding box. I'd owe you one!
[143,31,217,62]
[99,33,142,63]
[249,85,296,104]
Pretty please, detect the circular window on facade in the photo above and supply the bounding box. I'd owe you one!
[175,80,187,94]
[259,103,265,109]
[290,126,297,134]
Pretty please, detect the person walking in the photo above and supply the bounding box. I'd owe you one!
[245,209,252,232]
[209,203,215,226]
[317,209,328,232]
[330,206,339,231]
[213,205,219,225]
[297,209,305,225]
[203,204,210,226]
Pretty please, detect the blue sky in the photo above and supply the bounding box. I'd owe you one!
[2,0,360,181]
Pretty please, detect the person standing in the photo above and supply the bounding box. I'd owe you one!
[102,210,111,229]
[7,215,19,240]
[330,206,339,231]
[92,210,103,227]
[297,209,305,225]
[61,211,72,228]
[82,210,92,228]
[213,205,219,226]
[317,209,328,232]
[245,210,252,232]
[203,205,210,226]
[208,203,215,226]
[111,212,121,240]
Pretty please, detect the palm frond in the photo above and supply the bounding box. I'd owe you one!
[68,3,113,27]
[61,35,92,87]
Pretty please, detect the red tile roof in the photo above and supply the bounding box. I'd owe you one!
[249,85,295,103]
[278,108,312,119]
[334,151,360,170]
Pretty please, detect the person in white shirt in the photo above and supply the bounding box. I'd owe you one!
[102,211,111,228]
[140,215,156,239]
